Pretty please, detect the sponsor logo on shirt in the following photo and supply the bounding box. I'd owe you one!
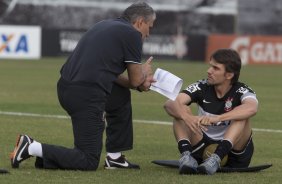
[186,83,201,93]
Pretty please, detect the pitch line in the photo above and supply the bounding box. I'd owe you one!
[1,110,282,134]
[0,111,68,119]
[134,119,282,133]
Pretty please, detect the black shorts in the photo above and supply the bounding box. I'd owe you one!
[191,133,254,168]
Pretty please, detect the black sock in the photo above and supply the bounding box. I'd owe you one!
[178,139,192,154]
[214,139,233,160]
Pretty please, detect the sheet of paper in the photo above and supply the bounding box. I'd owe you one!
[149,68,183,100]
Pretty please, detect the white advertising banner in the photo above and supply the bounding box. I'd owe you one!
[0,25,41,59]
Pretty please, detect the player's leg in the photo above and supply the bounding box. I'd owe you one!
[228,119,252,151]
[104,83,139,169]
[173,116,203,174]
[198,119,251,174]
[219,119,252,161]
[226,119,254,168]
[173,107,203,145]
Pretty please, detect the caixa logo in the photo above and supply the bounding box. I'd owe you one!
[0,34,28,53]
[0,25,41,59]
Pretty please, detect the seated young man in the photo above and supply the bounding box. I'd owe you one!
[164,49,258,175]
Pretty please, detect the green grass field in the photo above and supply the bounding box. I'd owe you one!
[0,58,281,183]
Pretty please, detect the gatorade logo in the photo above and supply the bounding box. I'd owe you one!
[207,34,282,65]
[231,37,282,64]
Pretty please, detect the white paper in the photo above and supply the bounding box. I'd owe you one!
[149,68,183,100]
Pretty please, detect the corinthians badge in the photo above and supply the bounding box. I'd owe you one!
[224,97,233,112]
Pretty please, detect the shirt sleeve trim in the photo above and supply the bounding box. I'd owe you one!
[124,61,142,64]
[241,95,258,103]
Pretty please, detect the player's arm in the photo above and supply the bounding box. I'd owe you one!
[218,98,258,122]
[200,98,258,125]
[164,93,204,133]
[164,93,192,119]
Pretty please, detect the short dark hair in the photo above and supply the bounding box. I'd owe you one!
[210,49,242,84]
[121,2,155,23]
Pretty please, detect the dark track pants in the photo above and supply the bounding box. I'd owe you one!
[41,78,107,170]
[41,79,133,170]
[105,83,133,152]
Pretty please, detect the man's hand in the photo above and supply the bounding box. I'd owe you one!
[142,56,153,76]
[183,115,207,134]
[137,56,156,92]
[200,115,221,126]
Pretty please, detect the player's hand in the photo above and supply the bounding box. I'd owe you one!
[183,115,206,134]
[200,116,220,126]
